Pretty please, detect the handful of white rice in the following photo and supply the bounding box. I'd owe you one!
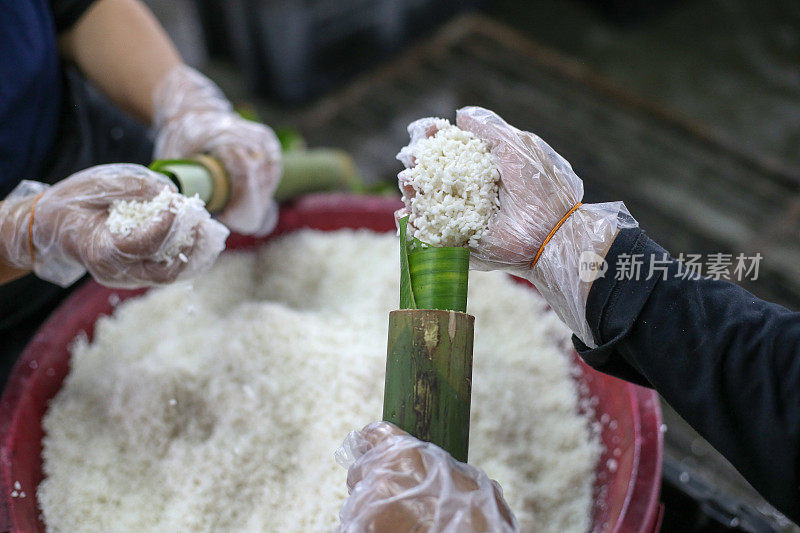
[105,186,203,264]
[397,118,500,248]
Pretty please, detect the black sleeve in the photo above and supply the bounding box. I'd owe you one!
[573,227,800,523]
[49,0,97,33]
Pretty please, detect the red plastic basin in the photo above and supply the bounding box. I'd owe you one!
[0,194,662,532]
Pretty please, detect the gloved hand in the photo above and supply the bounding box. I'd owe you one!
[152,65,282,236]
[0,164,229,288]
[335,421,519,533]
[397,107,637,347]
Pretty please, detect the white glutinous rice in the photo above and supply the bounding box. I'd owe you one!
[398,118,500,247]
[39,230,599,533]
[106,187,201,263]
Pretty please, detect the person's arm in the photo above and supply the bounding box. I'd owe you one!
[56,0,282,236]
[0,201,30,285]
[57,0,180,124]
[575,228,800,522]
[453,106,800,522]
[0,217,29,285]
[0,263,27,285]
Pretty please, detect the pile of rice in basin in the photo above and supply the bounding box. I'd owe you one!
[40,123,600,532]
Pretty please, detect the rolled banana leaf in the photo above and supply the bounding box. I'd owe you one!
[398,216,469,313]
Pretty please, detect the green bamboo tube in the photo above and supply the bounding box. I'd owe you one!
[149,155,229,213]
[152,148,362,213]
[383,309,474,462]
[275,149,362,201]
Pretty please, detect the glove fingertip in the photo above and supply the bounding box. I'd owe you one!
[455,106,511,145]
[359,421,408,448]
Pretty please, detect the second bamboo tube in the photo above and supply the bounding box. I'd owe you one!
[382,309,474,463]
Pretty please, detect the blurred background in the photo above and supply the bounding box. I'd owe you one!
[142,0,800,531]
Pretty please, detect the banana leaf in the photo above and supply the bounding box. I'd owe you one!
[399,216,417,309]
[399,216,469,312]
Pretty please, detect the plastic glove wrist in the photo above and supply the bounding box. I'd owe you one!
[152,64,232,129]
[0,181,50,272]
[524,202,636,347]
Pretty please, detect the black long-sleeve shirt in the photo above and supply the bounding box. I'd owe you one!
[574,228,800,523]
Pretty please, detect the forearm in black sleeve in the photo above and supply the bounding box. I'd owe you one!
[573,227,800,522]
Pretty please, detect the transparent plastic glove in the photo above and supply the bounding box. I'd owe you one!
[396,108,637,347]
[153,65,282,236]
[0,164,229,288]
[335,421,519,533]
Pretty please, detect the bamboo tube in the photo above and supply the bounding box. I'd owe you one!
[149,155,229,212]
[152,149,362,213]
[276,149,362,201]
[383,309,474,463]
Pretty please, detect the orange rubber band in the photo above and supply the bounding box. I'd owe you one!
[530,202,583,269]
[28,192,45,266]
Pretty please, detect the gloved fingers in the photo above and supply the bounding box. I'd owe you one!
[491,481,518,529]
[470,215,537,270]
[397,169,416,201]
[455,106,540,182]
[50,167,181,261]
[54,165,177,207]
[396,118,453,238]
[456,106,536,199]
[84,249,185,286]
[152,64,232,130]
[457,106,582,207]
[110,209,178,257]
[153,66,284,237]
[82,216,228,288]
[73,206,186,285]
[336,421,409,474]
[337,422,520,533]
[347,443,428,495]
[156,111,282,236]
[179,216,229,281]
[2,165,228,288]
[456,106,516,150]
[340,482,436,533]
[396,117,448,169]
[359,420,412,447]
[59,167,227,288]
[128,258,186,285]
[123,221,206,285]
[210,129,281,235]
[249,199,280,238]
